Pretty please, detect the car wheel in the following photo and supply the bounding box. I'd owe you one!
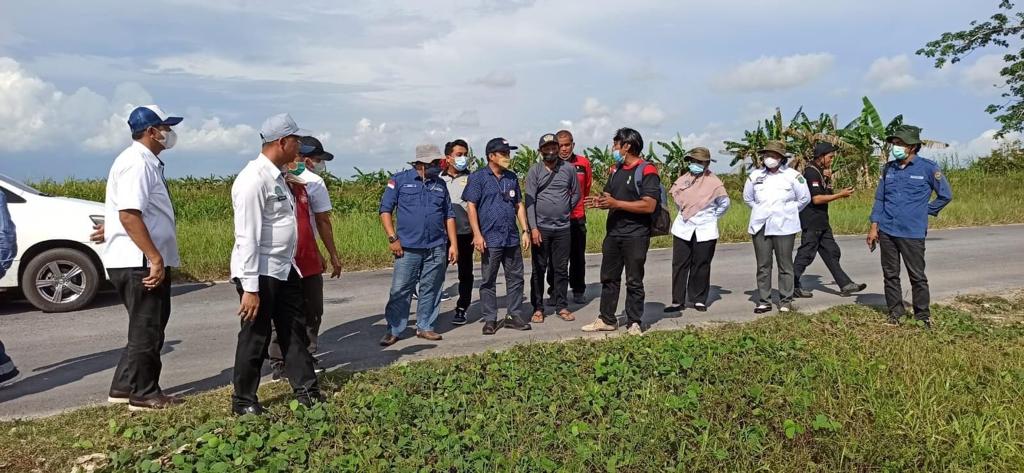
[20,248,101,313]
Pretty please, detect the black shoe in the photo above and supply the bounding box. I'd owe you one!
[271,363,287,382]
[503,316,532,331]
[232,404,267,416]
[793,288,814,298]
[379,334,399,347]
[452,308,468,326]
[297,393,326,408]
[754,304,772,314]
[694,303,708,312]
[482,320,498,335]
[915,318,932,330]
[663,305,684,313]
[573,293,586,304]
[885,314,901,326]
[840,283,868,297]
[0,367,21,386]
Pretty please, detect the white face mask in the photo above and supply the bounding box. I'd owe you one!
[763,156,780,169]
[156,128,177,150]
[310,160,327,174]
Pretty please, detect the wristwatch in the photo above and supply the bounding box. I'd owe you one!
[388,235,400,243]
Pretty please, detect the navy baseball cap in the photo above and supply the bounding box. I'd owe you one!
[485,137,518,155]
[127,105,183,134]
[300,136,334,161]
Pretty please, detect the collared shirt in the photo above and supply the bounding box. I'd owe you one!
[743,165,811,236]
[230,154,297,292]
[671,195,730,242]
[462,167,522,248]
[379,168,454,249]
[870,156,953,239]
[441,170,472,235]
[102,141,180,269]
[565,154,593,221]
[0,191,16,278]
[525,159,580,231]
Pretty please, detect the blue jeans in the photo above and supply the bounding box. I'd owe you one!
[384,246,448,336]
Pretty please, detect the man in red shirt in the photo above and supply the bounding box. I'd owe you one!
[548,130,592,304]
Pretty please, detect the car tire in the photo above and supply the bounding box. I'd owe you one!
[20,248,101,313]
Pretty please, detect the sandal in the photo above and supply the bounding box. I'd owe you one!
[557,309,575,322]
[531,311,545,323]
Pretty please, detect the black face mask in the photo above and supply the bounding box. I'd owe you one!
[424,163,442,180]
[542,152,558,162]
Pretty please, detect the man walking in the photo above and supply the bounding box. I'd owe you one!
[441,139,474,325]
[378,144,458,346]
[793,142,867,298]
[550,130,592,303]
[267,136,341,379]
[526,133,580,323]
[103,105,183,411]
[230,113,323,415]
[867,125,953,328]
[0,191,18,386]
[582,127,660,335]
[463,137,533,335]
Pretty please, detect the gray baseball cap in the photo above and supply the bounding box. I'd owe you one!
[259,113,314,153]
[411,143,444,164]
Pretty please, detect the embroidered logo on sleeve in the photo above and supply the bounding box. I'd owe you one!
[387,179,396,189]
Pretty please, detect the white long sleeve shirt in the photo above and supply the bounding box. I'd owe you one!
[230,154,297,292]
[743,166,811,236]
[671,195,730,242]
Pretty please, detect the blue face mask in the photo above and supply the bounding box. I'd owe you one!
[453,156,469,171]
[612,150,624,164]
[890,146,908,161]
[688,163,706,175]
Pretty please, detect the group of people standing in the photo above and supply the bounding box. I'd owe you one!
[35,103,951,416]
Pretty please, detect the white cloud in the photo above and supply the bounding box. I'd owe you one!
[0,56,255,154]
[472,70,516,88]
[962,54,1005,94]
[865,55,919,93]
[714,53,835,92]
[622,102,666,127]
[940,128,1023,162]
[340,117,404,155]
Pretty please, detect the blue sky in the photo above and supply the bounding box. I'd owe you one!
[0,0,1016,181]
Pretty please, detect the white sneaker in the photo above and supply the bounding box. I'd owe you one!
[626,323,644,336]
[581,319,617,332]
[780,304,792,313]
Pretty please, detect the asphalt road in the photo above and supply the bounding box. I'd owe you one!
[1,225,1022,420]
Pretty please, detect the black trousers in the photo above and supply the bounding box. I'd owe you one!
[454,233,475,310]
[878,231,931,320]
[548,218,587,296]
[268,274,324,368]
[109,267,171,400]
[599,236,650,327]
[671,235,717,306]
[793,227,854,290]
[531,228,571,312]
[232,269,320,408]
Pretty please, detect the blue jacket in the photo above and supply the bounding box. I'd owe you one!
[0,191,17,279]
[869,156,953,239]
[379,169,453,249]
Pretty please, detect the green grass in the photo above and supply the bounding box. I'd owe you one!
[28,169,1024,281]
[2,292,1023,472]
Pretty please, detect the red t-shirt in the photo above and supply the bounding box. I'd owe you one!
[567,154,592,220]
[289,182,323,278]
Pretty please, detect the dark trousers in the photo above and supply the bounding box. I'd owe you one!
[878,231,931,320]
[671,235,717,306]
[232,269,320,408]
[599,236,650,327]
[548,218,587,296]
[455,233,475,310]
[268,274,324,368]
[479,246,525,322]
[531,228,571,312]
[109,267,171,400]
[793,227,854,290]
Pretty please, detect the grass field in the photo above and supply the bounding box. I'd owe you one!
[28,169,1024,281]
[2,292,1022,472]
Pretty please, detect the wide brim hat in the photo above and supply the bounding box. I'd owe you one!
[757,140,789,159]
[683,146,716,163]
[885,125,923,146]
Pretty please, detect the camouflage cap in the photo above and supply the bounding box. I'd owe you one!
[684,147,715,163]
[758,140,789,158]
[886,125,923,146]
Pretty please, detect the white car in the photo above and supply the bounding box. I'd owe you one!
[0,174,107,312]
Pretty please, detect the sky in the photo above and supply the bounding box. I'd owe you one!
[0,0,1019,181]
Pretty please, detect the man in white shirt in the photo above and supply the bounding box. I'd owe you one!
[266,135,341,380]
[229,113,323,416]
[102,105,184,411]
[742,141,811,314]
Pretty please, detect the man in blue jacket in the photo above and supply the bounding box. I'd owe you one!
[0,191,19,385]
[866,125,953,328]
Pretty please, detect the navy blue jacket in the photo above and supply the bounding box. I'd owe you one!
[869,156,953,239]
[379,169,453,249]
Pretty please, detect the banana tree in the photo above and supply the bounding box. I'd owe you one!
[655,134,688,178]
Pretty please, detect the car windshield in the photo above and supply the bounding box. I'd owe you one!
[0,174,50,196]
